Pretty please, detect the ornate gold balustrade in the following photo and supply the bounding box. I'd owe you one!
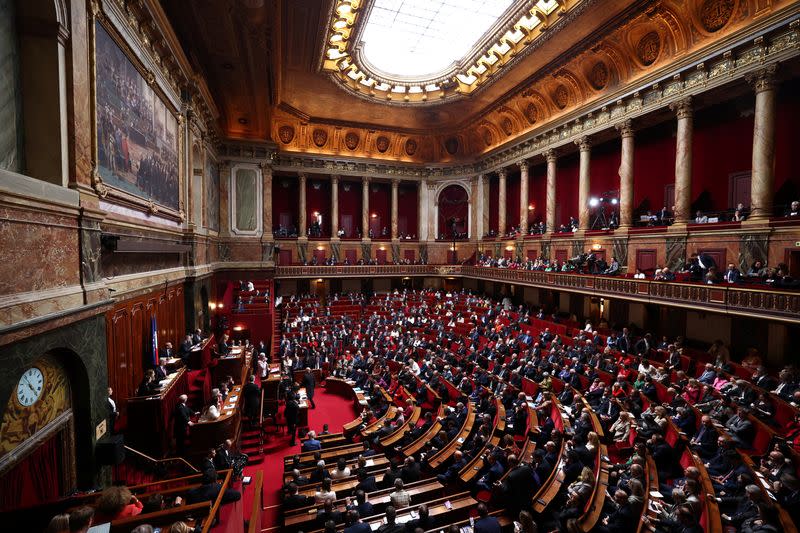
[272,265,800,323]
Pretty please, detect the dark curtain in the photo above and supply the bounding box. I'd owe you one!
[438,185,468,238]
[0,430,63,511]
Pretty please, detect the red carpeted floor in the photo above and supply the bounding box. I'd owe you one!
[241,385,358,531]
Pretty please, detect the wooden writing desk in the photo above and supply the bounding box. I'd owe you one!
[127,367,188,457]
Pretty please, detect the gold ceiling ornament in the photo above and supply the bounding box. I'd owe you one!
[320,0,584,106]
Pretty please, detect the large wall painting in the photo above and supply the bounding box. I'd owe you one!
[95,21,179,211]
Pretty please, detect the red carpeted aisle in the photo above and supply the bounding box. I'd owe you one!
[241,385,358,531]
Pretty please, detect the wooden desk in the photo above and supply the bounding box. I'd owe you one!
[127,367,188,457]
[211,346,246,387]
[189,384,243,459]
[284,443,366,470]
[189,335,215,369]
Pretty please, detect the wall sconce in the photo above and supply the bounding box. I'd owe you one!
[506,246,514,251]
[317,246,325,251]
[209,302,217,310]
[371,213,378,218]
[233,325,244,331]
[592,243,601,250]
[528,204,535,211]
[217,303,224,309]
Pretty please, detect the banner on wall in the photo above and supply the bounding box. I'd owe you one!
[150,316,158,366]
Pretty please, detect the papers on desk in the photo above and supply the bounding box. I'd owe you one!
[353,387,363,393]
[649,490,664,499]
[459,527,474,533]
[228,395,238,402]
[365,459,374,467]
[159,379,170,386]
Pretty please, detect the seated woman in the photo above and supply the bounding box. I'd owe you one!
[610,412,633,444]
[199,395,221,422]
[330,457,351,480]
[95,486,143,522]
[136,369,159,396]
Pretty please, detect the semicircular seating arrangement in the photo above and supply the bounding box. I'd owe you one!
[276,289,800,533]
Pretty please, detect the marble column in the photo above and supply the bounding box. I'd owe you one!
[330,175,340,238]
[545,150,557,233]
[498,169,508,235]
[261,162,273,237]
[669,97,693,225]
[747,66,778,221]
[615,120,635,228]
[219,161,231,236]
[391,179,400,239]
[362,176,370,240]
[418,179,428,240]
[576,137,591,231]
[482,174,490,237]
[298,173,307,238]
[471,176,480,239]
[518,160,530,235]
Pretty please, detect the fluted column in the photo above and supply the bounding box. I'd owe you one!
[545,150,557,233]
[498,169,508,235]
[362,176,370,240]
[298,173,307,237]
[576,137,591,231]
[482,175,490,237]
[615,120,635,228]
[391,179,400,239]
[261,162,273,237]
[670,97,693,225]
[330,175,340,238]
[747,66,778,221]
[518,160,530,235]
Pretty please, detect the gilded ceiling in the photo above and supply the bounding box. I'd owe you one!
[160,0,798,163]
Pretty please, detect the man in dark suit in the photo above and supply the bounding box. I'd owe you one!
[302,368,316,409]
[355,470,378,493]
[285,391,300,446]
[217,334,231,357]
[192,328,204,345]
[346,490,374,518]
[344,510,371,533]
[473,503,502,533]
[159,342,175,361]
[476,453,505,492]
[723,263,742,284]
[242,375,261,423]
[179,334,195,361]
[284,482,314,510]
[376,506,405,533]
[186,469,241,504]
[501,455,535,515]
[316,500,342,525]
[173,394,194,456]
[154,358,170,382]
[690,416,718,459]
[403,504,433,532]
[215,439,248,478]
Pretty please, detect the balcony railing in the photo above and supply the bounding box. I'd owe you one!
[273,264,800,323]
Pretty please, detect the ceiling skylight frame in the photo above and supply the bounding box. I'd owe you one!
[320,0,581,106]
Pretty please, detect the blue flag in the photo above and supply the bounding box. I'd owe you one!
[151,316,158,366]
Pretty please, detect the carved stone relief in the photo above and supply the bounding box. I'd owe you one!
[540,241,551,260]
[361,242,372,261]
[376,136,390,153]
[554,85,569,109]
[739,234,768,272]
[405,139,418,156]
[590,62,609,90]
[523,103,538,124]
[665,236,687,270]
[262,241,275,262]
[500,117,513,136]
[612,237,629,267]
[296,241,308,264]
[419,244,428,264]
[330,241,341,262]
[571,239,585,258]
[312,128,328,147]
[391,243,400,263]
[700,0,735,33]
[637,32,661,66]
[278,125,294,144]
[344,132,359,150]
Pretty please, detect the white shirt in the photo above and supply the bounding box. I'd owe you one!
[200,404,220,422]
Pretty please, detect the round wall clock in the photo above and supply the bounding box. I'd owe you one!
[16,367,44,407]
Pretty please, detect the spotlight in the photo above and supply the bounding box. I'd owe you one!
[589,198,600,207]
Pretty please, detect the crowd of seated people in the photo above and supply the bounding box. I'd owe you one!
[299,256,428,266]
[476,251,799,288]
[273,288,800,532]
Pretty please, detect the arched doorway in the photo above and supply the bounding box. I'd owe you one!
[437,184,469,240]
[0,352,76,511]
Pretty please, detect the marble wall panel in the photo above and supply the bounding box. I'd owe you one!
[0,206,80,295]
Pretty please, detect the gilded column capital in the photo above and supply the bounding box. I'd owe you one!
[575,136,592,152]
[362,176,371,184]
[497,168,508,179]
[391,178,400,188]
[669,97,693,120]
[330,174,340,184]
[517,159,531,173]
[746,64,778,94]
[615,119,635,138]
[545,149,558,163]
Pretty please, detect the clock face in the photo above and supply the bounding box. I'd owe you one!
[16,367,44,407]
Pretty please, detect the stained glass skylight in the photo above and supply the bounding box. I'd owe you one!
[361,0,515,78]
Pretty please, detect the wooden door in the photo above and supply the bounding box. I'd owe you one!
[278,249,292,265]
[527,249,538,260]
[313,249,325,264]
[279,212,292,231]
[345,249,357,264]
[728,171,751,209]
[340,214,353,237]
[404,249,415,262]
[636,249,657,273]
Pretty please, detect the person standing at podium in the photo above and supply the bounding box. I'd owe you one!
[217,333,231,357]
[173,394,194,456]
[302,368,316,409]
[285,390,300,446]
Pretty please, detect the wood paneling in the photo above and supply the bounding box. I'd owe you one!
[106,285,185,415]
[636,249,657,273]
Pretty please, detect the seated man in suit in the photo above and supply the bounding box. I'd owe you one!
[302,430,322,452]
[284,482,314,510]
[346,490,374,518]
[153,358,172,383]
[343,510,371,533]
[186,469,241,505]
[179,334,195,361]
[603,256,620,275]
[473,503,502,533]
